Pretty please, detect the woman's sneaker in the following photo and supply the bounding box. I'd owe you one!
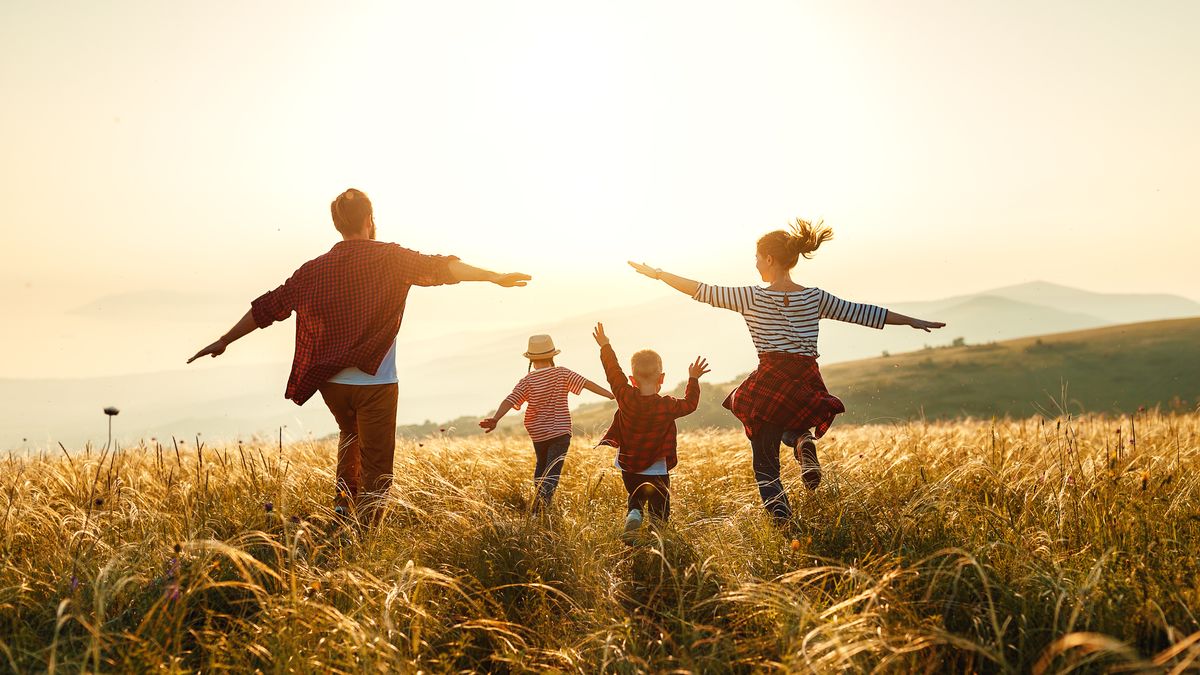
[621,508,644,545]
[788,431,822,490]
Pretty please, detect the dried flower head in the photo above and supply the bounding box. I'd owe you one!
[103,406,120,416]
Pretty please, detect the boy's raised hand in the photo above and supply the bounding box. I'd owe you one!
[688,356,711,379]
[592,322,610,347]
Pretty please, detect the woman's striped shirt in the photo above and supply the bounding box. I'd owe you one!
[502,366,587,442]
[693,284,888,357]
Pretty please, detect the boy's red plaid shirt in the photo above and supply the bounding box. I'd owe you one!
[250,239,459,404]
[597,343,700,473]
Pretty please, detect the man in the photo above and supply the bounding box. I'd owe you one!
[188,188,530,522]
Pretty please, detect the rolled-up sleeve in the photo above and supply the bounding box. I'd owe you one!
[250,278,299,328]
[392,246,460,287]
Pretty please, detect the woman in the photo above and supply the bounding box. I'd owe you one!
[629,218,944,523]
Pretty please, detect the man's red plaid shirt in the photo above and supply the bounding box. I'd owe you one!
[250,240,459,405]
[597,343,700,473]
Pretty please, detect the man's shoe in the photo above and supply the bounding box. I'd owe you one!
[621,509,644,545]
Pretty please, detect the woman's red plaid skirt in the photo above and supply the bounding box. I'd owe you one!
[723,352,845,440]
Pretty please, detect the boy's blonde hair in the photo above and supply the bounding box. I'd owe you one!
[630,349,663,380]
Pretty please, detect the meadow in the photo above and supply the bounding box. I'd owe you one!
[2,411,1199,673]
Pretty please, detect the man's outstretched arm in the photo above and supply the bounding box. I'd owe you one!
[447,259,531,287]
[187,309,257,363]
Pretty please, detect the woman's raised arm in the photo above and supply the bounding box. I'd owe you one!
[628,261,700,296]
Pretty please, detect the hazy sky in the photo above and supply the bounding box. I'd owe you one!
[1,0,1198,379]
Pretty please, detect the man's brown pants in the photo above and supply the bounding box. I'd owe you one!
[318,382,398,521]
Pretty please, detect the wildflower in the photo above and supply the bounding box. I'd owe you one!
[103,406,120,416]
[790,539,800,551]
[173,542,182,554]
[264,501,274,513]
[94,498,104,507]
[167,584,180,601]
[70,574,80,591]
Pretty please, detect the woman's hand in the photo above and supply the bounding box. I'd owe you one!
[909,318,946,332]
[479,418,498,433]
[627,261,662,280]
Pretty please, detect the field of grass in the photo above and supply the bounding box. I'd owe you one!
[3,411,1200,672]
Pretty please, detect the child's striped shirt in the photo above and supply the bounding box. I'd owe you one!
[693,284,888,358]
[503,366,587,442]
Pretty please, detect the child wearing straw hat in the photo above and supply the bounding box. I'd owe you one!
[480,334,613,511]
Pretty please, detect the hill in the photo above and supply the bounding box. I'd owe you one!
[826,317,1200,423]
[422,317,1200,438]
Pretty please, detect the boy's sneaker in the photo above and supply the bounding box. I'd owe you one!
[621,509,644,545]
[790,432,822,490]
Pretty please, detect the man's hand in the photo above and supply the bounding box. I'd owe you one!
[627,261,661,279]
[492,272,532,288]
[688,356,711,379]
[592,322,610,347]
[187,339,228,364]
[909,318,946,332]
[479,418,498,433]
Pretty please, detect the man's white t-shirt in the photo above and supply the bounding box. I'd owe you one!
[326,338,399,385]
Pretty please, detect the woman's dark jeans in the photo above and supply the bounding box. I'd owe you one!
[532,434,571,506]
[751,422,793,523]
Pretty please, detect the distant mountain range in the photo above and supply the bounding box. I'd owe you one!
[3,281,1197,448]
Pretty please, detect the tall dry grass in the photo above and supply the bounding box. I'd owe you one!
[1,412,1198,673]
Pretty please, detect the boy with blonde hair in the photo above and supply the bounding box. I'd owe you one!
[592,322,710,544]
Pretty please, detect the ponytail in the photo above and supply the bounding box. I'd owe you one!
[757,217,833,269]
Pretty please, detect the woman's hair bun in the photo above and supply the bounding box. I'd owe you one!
[757,218,834,269]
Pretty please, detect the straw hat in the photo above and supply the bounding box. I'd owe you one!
[523,334,561,360]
